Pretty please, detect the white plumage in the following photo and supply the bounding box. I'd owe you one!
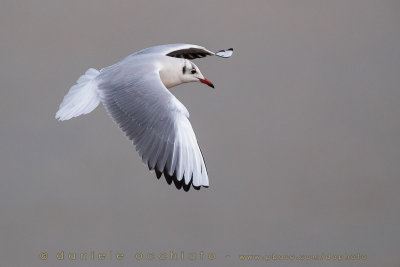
[55,44,233,191]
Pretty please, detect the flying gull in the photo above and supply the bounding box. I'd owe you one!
[56,43,233,191]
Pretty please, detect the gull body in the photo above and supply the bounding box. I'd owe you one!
[55,44,233,191]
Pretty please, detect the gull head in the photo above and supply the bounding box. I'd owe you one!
[160,58,214,89]
[181,60,214,88]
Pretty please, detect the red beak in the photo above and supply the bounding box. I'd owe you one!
[199,78,214,88]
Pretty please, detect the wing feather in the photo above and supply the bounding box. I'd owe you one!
[129,43,233,60]
[97,63,209,190]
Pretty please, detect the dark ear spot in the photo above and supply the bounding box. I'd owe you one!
[182,65,186,74]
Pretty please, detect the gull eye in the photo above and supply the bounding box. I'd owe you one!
[191,69,196,74]
[182,66,186,74]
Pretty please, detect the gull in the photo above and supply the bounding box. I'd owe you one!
[55,44,233,191]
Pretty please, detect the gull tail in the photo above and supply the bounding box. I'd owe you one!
[55,68,100,121]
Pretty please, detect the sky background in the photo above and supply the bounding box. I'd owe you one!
[1,0,399,266]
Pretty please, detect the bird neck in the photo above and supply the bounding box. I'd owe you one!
[159,58,185,89]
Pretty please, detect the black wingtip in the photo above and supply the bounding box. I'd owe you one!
[164,171,173,185]
[155,169,162,179]
[151,167,206,191]
[193,185,201,191]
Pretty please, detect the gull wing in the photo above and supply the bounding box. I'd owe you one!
[133,43,233,59]
[97,63,209,191]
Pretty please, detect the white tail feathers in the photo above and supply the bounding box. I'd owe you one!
[55,68,101,121]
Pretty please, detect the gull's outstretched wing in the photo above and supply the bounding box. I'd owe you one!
[132,43,233,59]
[97,60,209,191]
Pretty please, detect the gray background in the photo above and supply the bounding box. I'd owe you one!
[1,0,399,266]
